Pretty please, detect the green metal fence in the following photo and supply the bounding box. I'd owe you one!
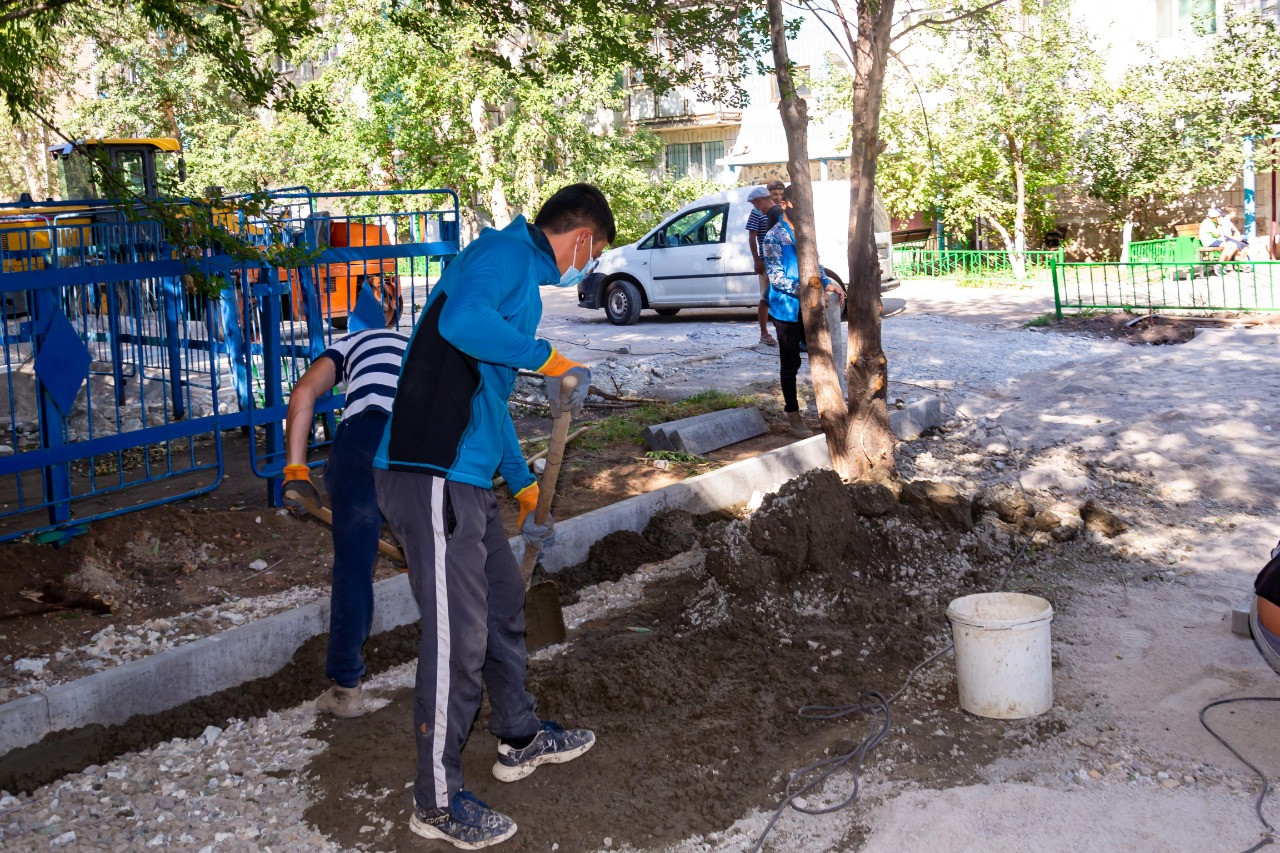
[891,247,1065,283]
[1124,236,1204,265]
[1052,260,1280,317]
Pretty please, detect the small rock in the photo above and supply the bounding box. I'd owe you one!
[1161,778,1180,789]
[14,657,47,674]
[248,559,268,571]
[1088,770,1102,780]
[532,458,547,475]
[52,831,76,846]
[359,826,374,833]
[603,838,613,848]
[1081,499,1127,537]
[1079,736,1099,748]
[200,725,222,747]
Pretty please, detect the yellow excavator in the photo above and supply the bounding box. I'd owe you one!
[0,138,185,273]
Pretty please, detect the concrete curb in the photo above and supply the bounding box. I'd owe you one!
[0,397,945,758]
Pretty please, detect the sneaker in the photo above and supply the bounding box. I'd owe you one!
[759,332,778,347]
[410,791,517,849]
[315,684,365,719]
[492,720,596,783]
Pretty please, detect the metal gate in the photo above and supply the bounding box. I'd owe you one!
[0,188,460,543]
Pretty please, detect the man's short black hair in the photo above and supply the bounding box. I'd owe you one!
[782,183,797,203]
[767,179,786,192]
[534,183,616,244]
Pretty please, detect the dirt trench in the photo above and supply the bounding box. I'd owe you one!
[302,470,1047,852]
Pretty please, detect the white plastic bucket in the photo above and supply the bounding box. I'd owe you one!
[947,592,1054,719]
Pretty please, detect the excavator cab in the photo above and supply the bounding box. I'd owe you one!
[48,138,185,201]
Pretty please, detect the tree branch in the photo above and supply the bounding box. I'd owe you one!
[0,0,78,25]
[892,0,1009,42]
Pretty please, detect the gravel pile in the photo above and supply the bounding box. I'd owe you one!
[0,706,334,851]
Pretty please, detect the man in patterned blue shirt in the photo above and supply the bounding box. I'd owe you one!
[762,184,843,438]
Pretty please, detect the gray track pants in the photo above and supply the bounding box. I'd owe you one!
[375,469,540,811]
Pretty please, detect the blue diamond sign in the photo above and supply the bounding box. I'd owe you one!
[33,309,92,415]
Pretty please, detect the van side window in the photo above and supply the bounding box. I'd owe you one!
[655,205,729,248]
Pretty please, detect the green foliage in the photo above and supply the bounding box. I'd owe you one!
[1077,12,1280,232]
[0,0,321,123]
[1023,312,1055,327]
[929,0,1099,251]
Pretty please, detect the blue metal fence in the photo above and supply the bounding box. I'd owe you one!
[0,188,460,543]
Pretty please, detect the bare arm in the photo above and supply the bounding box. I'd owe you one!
[284,356,337,468]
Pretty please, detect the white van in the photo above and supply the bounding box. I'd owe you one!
[577,181,896,325]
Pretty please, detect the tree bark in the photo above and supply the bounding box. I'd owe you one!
[468,96,512,228]
[1008,134,1027,278]
[765,0,845,447]
[765,0,897,481]
[843,0,897,479]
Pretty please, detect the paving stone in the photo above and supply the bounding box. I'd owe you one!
[669,408,767,455]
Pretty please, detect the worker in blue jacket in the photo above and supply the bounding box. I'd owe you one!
[374,184,611,849]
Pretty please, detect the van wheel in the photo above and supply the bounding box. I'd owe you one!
[605,280,643,325]
[654,308,681,317]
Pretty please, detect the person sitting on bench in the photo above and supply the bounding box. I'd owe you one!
[1200,206,1243,263]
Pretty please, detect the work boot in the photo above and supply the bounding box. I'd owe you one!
[315,683,365,718]
[492,720,596,782]
[410,791,517,849]
[788,412,814,439]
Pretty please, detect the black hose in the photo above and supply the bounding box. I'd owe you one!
[1200,696,1280,853]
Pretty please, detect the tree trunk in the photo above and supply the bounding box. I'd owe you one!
[10,124,44,200]
[468,96,512,228]
[982,213,1022,278]
[842,0,898,480]
[765,0,846,447]
[1008,135,1027,278]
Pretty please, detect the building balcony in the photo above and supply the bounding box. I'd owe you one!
[627,86,741,130]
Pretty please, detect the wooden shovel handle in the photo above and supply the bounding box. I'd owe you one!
[519,374,577,585]
[285,486,406,563]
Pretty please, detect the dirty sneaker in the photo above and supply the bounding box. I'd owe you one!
[493,720,595,782]
[410,791,517,849]
[315,684,364,719]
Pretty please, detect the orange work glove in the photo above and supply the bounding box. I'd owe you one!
[537,349,592,419]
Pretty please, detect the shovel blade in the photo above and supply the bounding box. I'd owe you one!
[525,581,567,651]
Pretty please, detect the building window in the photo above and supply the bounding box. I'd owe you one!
[1157,0,1217,38]
[665,141,725,180]
[769,66,811,102]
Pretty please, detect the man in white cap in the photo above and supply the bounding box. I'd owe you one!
[1200,206,1241,263]
[746,184,782,346]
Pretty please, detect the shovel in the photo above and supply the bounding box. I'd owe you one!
[519,376,576,651]
[282,486,407,564]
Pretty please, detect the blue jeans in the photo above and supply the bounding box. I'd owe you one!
[324,410,388,688]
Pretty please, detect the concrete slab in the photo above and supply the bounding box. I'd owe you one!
[669,407,768,455]
[890,395,947,441]
[0,694,48,756]
[1232,595,1253,638]
[643,409,734,451]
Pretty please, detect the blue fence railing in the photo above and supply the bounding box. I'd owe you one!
[0,187,460,543]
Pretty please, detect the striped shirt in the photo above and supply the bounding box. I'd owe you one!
[320,329,409,419]
[746,205,781,254]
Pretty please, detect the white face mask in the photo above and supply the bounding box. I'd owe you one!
[555,235,596,288]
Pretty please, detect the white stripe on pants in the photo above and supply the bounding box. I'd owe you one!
[429,475,451,807]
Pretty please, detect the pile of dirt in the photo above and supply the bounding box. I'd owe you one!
[547,508,735,603]
[303,470,1029,852]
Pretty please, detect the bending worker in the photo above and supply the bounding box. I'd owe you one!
[762,183,843,439]
[281,291,408,719]
[374,184,611,848]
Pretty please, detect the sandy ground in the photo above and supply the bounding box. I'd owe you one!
[3,286,1280,852]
